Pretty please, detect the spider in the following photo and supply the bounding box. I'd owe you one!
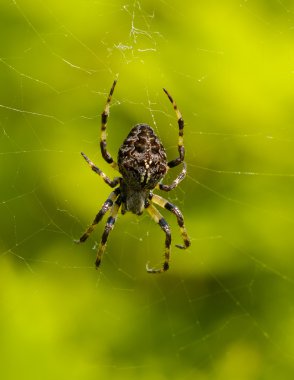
[76,80,190,273]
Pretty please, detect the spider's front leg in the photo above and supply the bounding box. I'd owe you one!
[75,188,120,244]
[95,196,121,268]
[145,202,171,274]
[150,193,190,250]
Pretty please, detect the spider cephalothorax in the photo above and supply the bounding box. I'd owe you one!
[76,80,190,273]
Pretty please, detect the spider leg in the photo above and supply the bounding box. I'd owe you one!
[95,195,121,268]
[100,80,119,171]
[75,188,120,244]
[80,152,120,188]
[156,161,187,192]
[145,202,171,274]
[150,193,190,249]
[163,87,185,168]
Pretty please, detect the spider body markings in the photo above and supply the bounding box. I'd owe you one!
[76,80,190,273]
[118,123,168,215]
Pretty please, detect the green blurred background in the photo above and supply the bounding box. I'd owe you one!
[1,0,294,379]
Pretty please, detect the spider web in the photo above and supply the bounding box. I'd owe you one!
[1,0,294,379]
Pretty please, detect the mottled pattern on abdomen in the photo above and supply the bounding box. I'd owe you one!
[118,124,168,190]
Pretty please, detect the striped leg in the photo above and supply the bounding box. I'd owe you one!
[95,196,121,268]
[80,152,120,188]
[157,161,187,192]
[150,193,190,249]
[163,87,185,168]
[145,203,171,274]
[75,188,120,244]
[100,80,118,170]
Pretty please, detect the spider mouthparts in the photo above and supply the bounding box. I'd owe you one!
[175,244,185,249]
[74,239,81,244]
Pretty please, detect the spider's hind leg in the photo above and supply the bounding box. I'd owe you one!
[158,87,187,192]
[163,87,185,168]
[100,80,119,171]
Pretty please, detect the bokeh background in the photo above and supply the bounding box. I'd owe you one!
[1,0,294,379]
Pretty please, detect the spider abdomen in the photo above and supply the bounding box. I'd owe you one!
[118,124,168,190]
